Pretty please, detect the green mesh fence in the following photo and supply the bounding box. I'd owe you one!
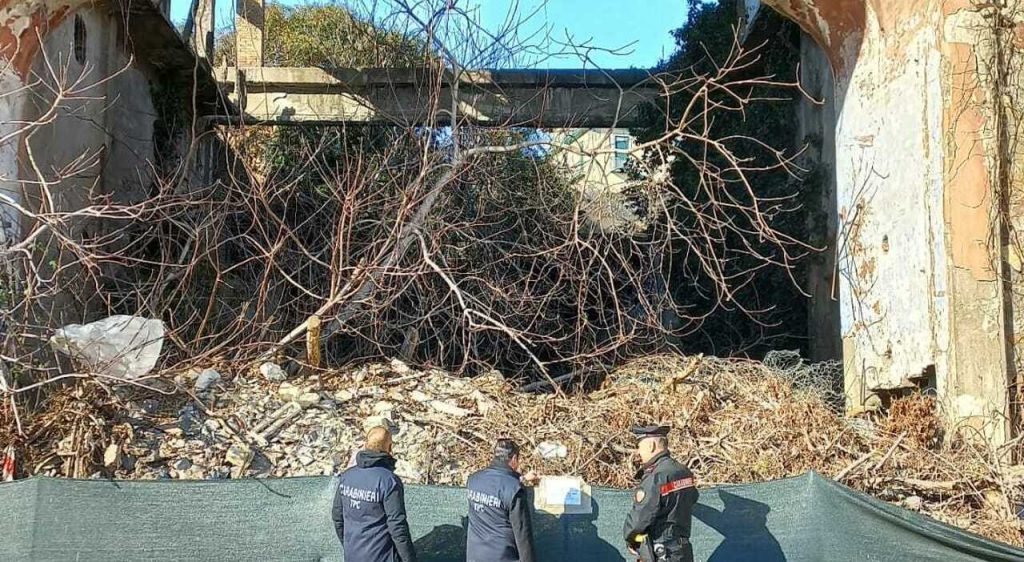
[2,471,1021,561]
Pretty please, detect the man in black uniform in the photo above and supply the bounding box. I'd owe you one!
[465,438,539,562]
[332,425,417,562]
[623,425,698,562]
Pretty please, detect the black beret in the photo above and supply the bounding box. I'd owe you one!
[631,424,670,439]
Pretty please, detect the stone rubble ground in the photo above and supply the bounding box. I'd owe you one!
[12,353,1024,546]
[119,359,500,485]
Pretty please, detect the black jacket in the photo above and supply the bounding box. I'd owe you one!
[332,450,417,562]
[623,451,698,561]
[465,460,535,562]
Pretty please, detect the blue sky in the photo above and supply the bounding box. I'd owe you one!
[170,0,689,68]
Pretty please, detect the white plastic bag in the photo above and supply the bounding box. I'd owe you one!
[49,315,164,380]
[537,441,568,459]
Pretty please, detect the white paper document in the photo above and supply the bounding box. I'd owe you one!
[544,477,582,506]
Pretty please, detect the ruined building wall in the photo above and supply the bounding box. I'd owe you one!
[31,4,159,322]
[997,1,1024,444]
[0,0,165,324]
[25,6,158,205]
[832,4,953,408]
[938,1,1018,447]
[763,0,1024,444]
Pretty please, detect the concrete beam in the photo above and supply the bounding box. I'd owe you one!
[215,67,660,127]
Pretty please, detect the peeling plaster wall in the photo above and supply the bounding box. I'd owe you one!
[763,0,1018,443]
[834,7,950,392]
[1006,4,1024,443]
[940,3,1013,444]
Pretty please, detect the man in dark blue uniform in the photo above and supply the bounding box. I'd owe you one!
[465,438,539,562]
[332,425,417,562]
[623,425,698,562]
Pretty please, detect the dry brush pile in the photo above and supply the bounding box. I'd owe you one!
[2,352,1022,546]
[463,354,1024,546]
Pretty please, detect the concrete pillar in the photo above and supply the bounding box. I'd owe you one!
[193,0,216,62]
[939,4,1019,447]
[235,0,264,67]
[796,32,840,364]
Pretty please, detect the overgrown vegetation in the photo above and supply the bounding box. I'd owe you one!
[1,0,811,398]
[636,0,811,357]
[214,2,425,67]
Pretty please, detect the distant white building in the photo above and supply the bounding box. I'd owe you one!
[548,128,645,233]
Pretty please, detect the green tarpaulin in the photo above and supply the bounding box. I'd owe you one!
[2,471,1022,561]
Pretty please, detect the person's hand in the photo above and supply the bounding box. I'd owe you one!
[627,544,638,556]
[520,470,540,487]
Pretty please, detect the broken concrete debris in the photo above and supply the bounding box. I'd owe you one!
[389,358,412,376]
[295,392,320,409]
[225,444,254,468]
[333,389,355,403]
[277,382,303,402]
[103,443,122,468]
[259,362,288,382]
[7,354,1024,546]
[194,369,221,393]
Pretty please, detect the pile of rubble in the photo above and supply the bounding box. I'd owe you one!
[77,359,502,485]
[3,353,1024,546]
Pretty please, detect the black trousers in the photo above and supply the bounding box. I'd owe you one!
[640,541,693,562]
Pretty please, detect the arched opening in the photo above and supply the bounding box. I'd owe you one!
[73,14,87,65]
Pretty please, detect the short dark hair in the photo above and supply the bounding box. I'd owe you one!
[493,438,520,463]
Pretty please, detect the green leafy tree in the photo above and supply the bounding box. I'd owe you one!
[215,2,424,67]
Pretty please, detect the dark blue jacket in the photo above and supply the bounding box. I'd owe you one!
[623,451,698,562]
[465,460,535,562]
[332,450,417,562]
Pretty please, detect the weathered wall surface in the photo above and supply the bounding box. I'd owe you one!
[995,2,1024,445]
[35,6,159,320]
[27,7,157,199]
[835,5,951,397]
[939,1,1017,446]
[0,0,88,247]
[0,0,161,323]
[763,0,1022,443]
